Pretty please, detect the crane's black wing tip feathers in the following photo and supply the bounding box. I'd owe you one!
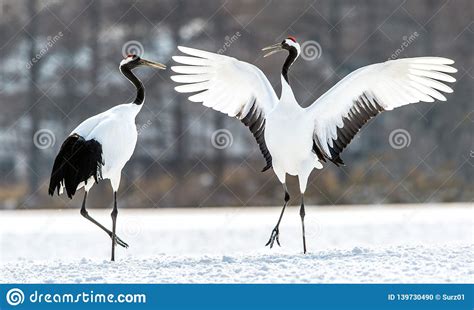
[331,156,345,167]
[261,163,272,172]
[239,98,273,172]
[314,92,383,167]
[48,134,103,199]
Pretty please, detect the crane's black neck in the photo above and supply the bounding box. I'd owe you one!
[282,48,298,84]
[120,65,144,105]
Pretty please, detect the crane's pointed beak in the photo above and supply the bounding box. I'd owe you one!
[262,43,283,58]
[139,59,167,70]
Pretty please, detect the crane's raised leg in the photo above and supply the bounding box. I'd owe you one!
[111,191,118,261]
[80,191,129,249]
[266,183,290,248]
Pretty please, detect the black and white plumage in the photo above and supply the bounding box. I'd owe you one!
[49,54,166,261]
[49,134,103,198]
[171,37,457,254]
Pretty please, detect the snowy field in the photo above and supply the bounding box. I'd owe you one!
[0,203,472,283]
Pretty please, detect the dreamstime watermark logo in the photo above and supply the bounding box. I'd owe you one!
[388,32,419,60]
[306,217,322,240]
[122,40,144,58]
[4,288,146,305]
[389,129,411,149]
[6,288,25,306]
[217,32,241,55]
[301,40,322,61]
[211,129,233,149]
[122,218,142,238]
[26,31,64,69]
[33,129,56,149]
[137,120,152,136]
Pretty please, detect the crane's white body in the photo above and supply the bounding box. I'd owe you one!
[171,46,456,196]
[64,103,141,193]
[265,76,322,192]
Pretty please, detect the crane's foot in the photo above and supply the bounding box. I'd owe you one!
[265,227,281,248]
[115,236,129,248]
[108,233,129,248]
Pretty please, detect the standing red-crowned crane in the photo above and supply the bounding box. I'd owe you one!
[49,54,166,261]
[170,37,456,254]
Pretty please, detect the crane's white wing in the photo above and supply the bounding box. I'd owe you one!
[171,46,279,171]
[307,57,456,165]
[70,111,108,137]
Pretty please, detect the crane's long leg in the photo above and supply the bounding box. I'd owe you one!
[300,195,307,254]
[111,191,118,261]
[297,165,311,254]
[265,183,290,248]
[80,191,128,249]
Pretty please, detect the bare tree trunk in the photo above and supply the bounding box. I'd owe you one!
[61,49,78,128]
[172,0,187,205]
[366,0,379,62]
[26,0,42,205]
[328,0,342,69]
[89,0,101,93]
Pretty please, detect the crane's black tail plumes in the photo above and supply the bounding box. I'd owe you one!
[48,134,103,198]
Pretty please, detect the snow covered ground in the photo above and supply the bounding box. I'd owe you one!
[0,204,472,283]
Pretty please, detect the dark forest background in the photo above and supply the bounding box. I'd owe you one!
[0,0,472,209]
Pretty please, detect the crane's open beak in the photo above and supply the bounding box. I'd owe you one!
[262,43,284,58]
[139,59,166,70]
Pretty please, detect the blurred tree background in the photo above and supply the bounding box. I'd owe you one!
[0,0,472,209]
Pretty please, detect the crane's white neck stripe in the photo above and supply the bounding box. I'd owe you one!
[284,39,301,56]
[280,74,297,103]
[120,56,135,66]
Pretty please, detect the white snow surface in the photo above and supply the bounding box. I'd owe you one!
[0,204,472,283]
